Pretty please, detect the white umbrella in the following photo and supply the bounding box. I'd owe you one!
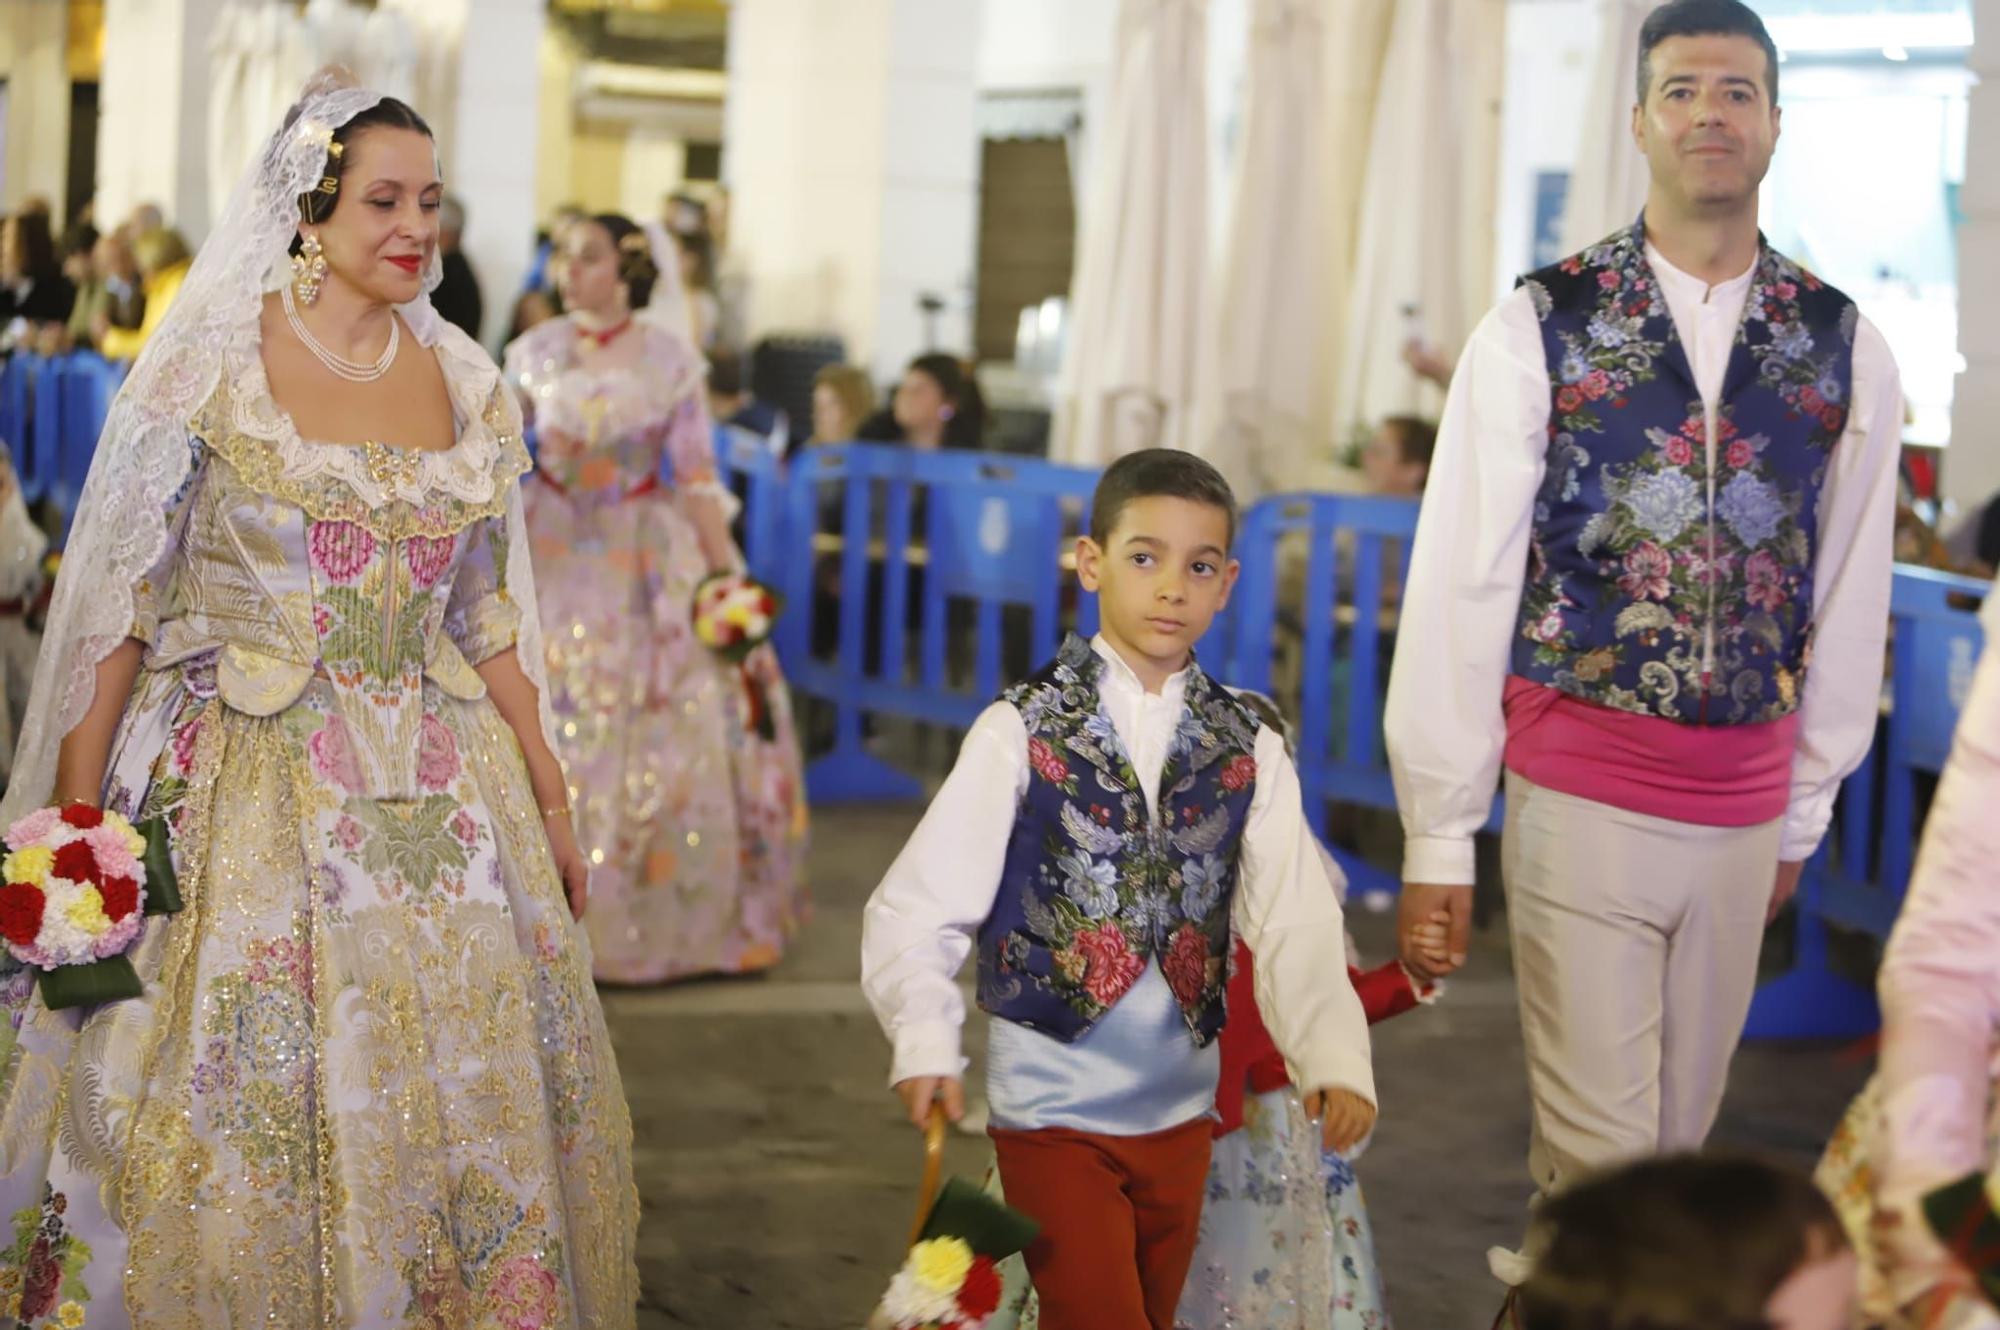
[1193,0,1331,498]
[1333,0,1506,436]
[1053,0,1211,467]
[1560,0,1654,255]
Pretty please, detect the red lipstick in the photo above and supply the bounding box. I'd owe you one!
[386,255,422,274]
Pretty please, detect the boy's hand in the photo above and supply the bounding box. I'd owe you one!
[893,1075,965,1130]
[1399,883,1472,979]
[1303,1087,1377,1153]
[1407,910,1452,976]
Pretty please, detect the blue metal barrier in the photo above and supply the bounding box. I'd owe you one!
[712,423,787,587]
[0,352,126,519]
[778,442,1103,803]
[0,356,33,501]
[26,357,63,515]
[1744,566,1991,1039]
[1218,492,1476,897]
[54,355,120,522]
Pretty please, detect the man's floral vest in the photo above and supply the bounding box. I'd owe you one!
[977,636,1261,1046]
[1512,217,1858,725]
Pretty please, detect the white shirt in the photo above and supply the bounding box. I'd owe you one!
[861,637,1377,1112]
[1386,246,1904,884]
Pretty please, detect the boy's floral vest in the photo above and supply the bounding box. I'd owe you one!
[1513,217,1857,725]
[976,635,1261,1047]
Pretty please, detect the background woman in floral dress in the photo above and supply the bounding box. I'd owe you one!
[0,74,637,1326]
[505,212,806,985]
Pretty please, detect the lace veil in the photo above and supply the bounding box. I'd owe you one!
[2,70,559,821]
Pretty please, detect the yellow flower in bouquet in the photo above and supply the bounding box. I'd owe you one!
[3,845,51,888]
[910,1236,974,1295]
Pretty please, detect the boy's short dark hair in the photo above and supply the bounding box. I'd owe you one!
[1636,0,1780,106]
[1089,448,1238,548]
[1517,1154,1847,1330]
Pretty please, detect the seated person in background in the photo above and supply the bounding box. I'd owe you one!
[55,221,99,350]
[1359,414,1436,498]
[97,227,191,361]
[856,351,987,450]
[1513,1154,1856,1330]
[809,363,876,446]
[706,348,784,441]
[430,194,483,340]
[0,211,77,353]
[77,228,147,349]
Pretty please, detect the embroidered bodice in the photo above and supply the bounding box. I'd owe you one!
[132,321,531,799]
[504,317,715,499]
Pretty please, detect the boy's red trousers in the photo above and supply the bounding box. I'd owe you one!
[989,1115,1212,1330]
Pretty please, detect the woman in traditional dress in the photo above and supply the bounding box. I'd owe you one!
[1819,588,2000,1330]
[0,73,638,1325]
[504,212,806,985]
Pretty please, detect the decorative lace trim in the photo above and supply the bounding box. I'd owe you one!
[197,324,530,541]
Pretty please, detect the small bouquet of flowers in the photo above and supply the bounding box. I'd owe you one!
[876,1236,1005,1330]
[692,571,784,741]
[868,1107,1039,1330]
[0,804,182,1010]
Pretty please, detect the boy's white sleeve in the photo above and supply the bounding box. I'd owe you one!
[1232,726,1377,1107]
[860,701,1027,1087]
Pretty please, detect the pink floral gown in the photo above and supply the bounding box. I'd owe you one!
[0,323,639,1326]
[504,317,807,984]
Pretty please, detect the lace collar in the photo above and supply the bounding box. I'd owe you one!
[197,316,530,539]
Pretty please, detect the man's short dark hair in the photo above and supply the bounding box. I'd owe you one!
[1637,0,1780,106]
[1089,448,1238,548]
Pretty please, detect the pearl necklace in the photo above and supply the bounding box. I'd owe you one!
[282,282,400,383]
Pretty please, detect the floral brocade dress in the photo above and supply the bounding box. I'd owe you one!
[505,318,807,985]
[0,324,638,1327]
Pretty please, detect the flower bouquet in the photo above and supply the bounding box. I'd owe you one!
[692,570,784,741]
[0,804,182,1010]
[868,1106,1040,1330]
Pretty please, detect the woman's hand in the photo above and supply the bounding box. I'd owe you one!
[543,810,589,920]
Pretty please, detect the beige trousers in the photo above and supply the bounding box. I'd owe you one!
[1498,771,1780,1266]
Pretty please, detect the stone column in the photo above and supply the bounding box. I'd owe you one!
[438,0,543,348]
[1948,0,2000,515]
[96,0,224,236]
[724,0,981,382]
[0,0,73,215]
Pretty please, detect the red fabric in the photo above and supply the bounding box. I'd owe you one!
[533,469,661,502]
[1212,940,1426,1136]
[990,1117,1213,1330]
[1501,675,1797,826]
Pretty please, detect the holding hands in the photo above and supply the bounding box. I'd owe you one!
[1399,884,1471,980]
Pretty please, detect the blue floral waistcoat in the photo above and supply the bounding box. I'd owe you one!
[976,635,1263,1047]
[1512,217,1858,724]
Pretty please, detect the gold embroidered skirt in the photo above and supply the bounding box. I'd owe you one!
[0,660,638,1328]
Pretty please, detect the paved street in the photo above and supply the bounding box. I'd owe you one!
[609,802,1873,1329]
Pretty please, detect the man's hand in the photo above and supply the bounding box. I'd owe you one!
[893,1075,965,1130]
[1303,1088,1377,1153]
[1399,882,1473,979]
[1768,859,1805,924]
